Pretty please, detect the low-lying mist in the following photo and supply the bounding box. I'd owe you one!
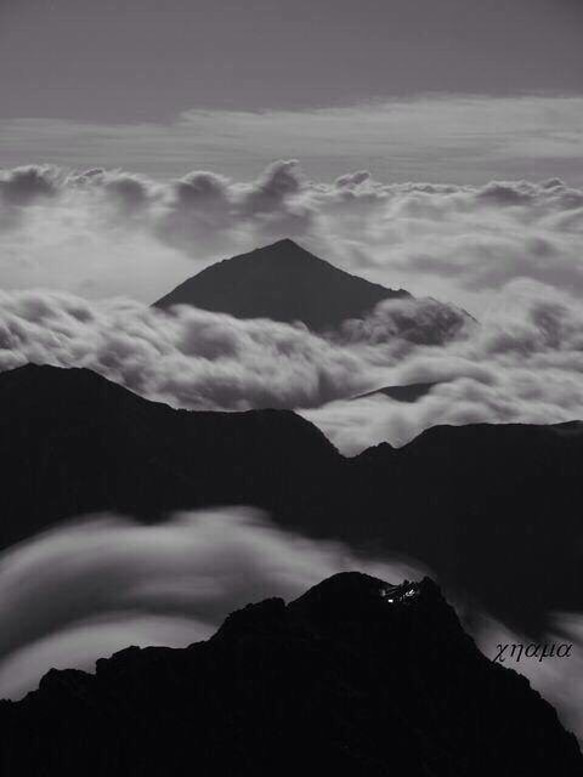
[0,508,581,741]
[0,508,424,699]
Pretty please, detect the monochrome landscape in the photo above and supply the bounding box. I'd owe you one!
[1,0,583,772]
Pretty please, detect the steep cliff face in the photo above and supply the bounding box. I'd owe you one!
[0,573,581,776]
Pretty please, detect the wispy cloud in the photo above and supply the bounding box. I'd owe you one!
[0,508,422,699]
[1,506,581,740]
[2,95,583,183]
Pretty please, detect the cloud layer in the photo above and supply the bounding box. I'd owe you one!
[2,95,583,183]
[1,157,582,740]
[1,161,582,314]
[0,279,581,453]
[0,289,387,410]
[0,508,423,700]
[1,507,580,741]
[0,284,476,412]
[304,279,583,452]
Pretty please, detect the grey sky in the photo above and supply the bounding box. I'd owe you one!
[2,95,583,185]
[1,0,582,122]
[0,0,582,182]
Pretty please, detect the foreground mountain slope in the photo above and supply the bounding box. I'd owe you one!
[1,363,583,633]
[1,572,580,776]
[153,238,410,329]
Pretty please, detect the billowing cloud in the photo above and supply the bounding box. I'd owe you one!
[303,280,583,453]
[0,279,582,450]
[0,288,470,411]
[1,162,582,313]
[0,164,60,207]
[0,290,375,409]
[1,161,582,451]
[0,508,423,700]
[336,296,471,347]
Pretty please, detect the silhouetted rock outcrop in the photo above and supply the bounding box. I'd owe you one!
[153,238,410,329]
[353,380,441,402]
[0,572,580,776]
[1,363,583,634]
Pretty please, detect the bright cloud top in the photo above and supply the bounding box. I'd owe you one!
[0,289,388,410]
[0,279,582,453]
[0,161,582,312]
[305,280,583,453]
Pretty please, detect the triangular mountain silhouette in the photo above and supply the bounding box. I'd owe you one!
[154,238,410,329]
[1,573,581,775]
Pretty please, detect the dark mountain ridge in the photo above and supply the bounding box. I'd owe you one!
[1,363,583,634]
[0,363,339,546]
[153,238,410,329]
[1,572,581,776]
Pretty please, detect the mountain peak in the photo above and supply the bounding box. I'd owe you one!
[287,572,453,636]
[222,238,332,268]
[291,570,397,609]
[154,239,409,330]
[263,237,303,250]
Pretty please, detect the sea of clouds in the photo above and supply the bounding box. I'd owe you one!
[1,160,582,312]
[1,160,581,455]
[0,277,581,453]
[1,160,583,737]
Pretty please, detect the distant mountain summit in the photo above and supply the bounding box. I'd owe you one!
[2,572,581,775]
[153,238,410,329]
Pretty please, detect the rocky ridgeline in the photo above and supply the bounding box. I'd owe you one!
[0,573,581,776]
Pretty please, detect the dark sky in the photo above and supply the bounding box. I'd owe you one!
[1,0,582,122]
